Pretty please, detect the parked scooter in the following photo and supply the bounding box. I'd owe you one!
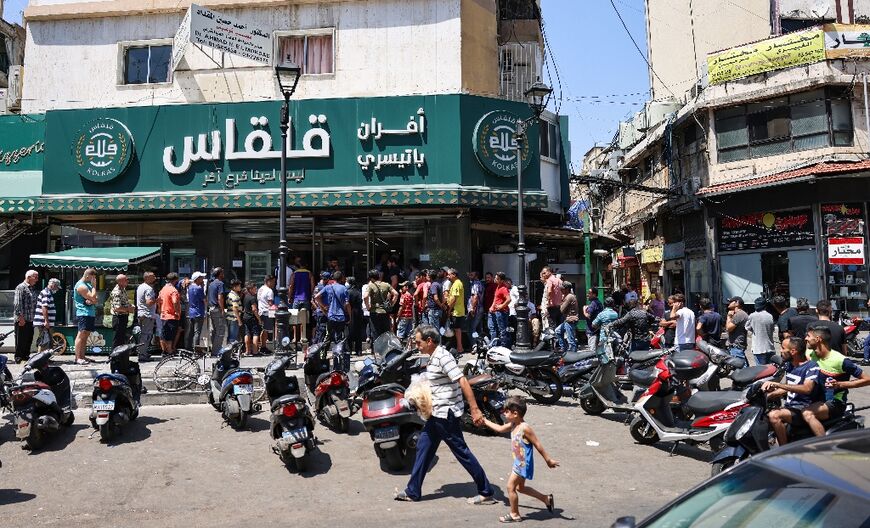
[709,380,867,475]
[89,340,144,442]
[265,353,316,471]
[461,372,508,434]
[627,350,761,451]
[10,346,74,450]
[209,342,260,429]
[841,312,866,358]
[303,339,352,433]
[356,332,427,470]
[485,329,564,404]
[695,338,784,390]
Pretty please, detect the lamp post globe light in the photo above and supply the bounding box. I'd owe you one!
[274,63,302,360]
[513,79,553,353]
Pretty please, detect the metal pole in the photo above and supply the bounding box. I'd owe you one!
[513,119,531,352]
[863,73,870,153]
[275,91,291,359]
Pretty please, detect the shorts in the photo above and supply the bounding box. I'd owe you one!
[451,316,466,330]
[260,315,274,332]
[292,300,310,311]
[77,315,96,332]
[161,319,179,341]
[786,407,807,425]
[824,399,847,420]
[244,318,262,337]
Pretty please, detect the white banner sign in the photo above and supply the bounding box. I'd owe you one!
[188,3,272,64]
[828,237,866,265]
[171,7,191,71]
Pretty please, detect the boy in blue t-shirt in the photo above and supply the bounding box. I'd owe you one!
[763,336,821,446]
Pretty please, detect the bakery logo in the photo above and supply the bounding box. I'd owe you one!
[74,118,134,182]
[472,110,531,178]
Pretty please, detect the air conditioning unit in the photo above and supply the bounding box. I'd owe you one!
[7,65,22,112]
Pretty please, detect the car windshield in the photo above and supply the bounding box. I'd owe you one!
[644,463,870,528]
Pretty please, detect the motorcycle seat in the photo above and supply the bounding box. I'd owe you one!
[628,349,662,363]
[563,350,597,364]
[686,390,744,415]
[270,393,305,412]
[509,350,557,366]
[468,374,495,387]
[731,365,776,386]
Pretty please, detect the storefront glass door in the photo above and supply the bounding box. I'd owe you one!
[721,253,762,303]
[787,248,818,304]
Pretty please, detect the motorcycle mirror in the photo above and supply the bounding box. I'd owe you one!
[132,326,141,335]
[281,336,291,348]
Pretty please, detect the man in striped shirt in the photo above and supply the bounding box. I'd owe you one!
[34,278,61,352]
[395,325,495,504]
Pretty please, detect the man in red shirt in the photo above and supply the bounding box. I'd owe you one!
[488,272,511,347]
[157,272,181,355]
[413,272,430,326]
[540,266,563,329]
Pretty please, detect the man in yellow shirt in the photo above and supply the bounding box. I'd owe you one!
[446,268,466,355]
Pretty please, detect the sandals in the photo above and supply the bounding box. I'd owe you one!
[499,514,522,523]
[467,495,497,505]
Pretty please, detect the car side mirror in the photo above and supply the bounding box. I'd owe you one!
[612,517,636,528]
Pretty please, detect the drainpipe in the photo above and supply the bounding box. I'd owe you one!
[864,73,870,154]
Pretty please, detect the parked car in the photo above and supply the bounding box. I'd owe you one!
[612,430,870,528]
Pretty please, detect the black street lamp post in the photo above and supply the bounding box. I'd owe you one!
[274,64,302,360]
[513,79,553,353]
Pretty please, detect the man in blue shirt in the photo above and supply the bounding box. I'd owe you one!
[314,271,351,371]
[207,267,226,355]
[582,288,603,351]
[762,337,820,446]
[186,272,206,351]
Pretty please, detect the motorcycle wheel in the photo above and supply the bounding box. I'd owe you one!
[629,416,659,445]
[529,369,563,405]
[711,458,737,477]
[62,412,75,427]
[208,391,220,411]
[338,416,350,434]
[580,395,606,415]
[25,424,46,450]
[230,408,248,430]
[99,422,116,442]
[384,446,405,471]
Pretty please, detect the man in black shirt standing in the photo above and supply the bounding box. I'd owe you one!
[773,295,798,341]
[786,298,818,340]
[242,281,262,356]
[696,298,724,347]
[807,299,846,353]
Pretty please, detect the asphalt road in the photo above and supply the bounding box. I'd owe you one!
[0,398,716,528]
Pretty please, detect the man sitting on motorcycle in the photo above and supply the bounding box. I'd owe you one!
[762,337,821,446]
[610,299,657,352]
[802,326,870,437]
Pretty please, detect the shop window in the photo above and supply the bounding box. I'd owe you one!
[539,119,558,161]
[823,203,868,316]
[276,31,334,75]
[714,88,853,163]
[123,43,172,85]
[643,219,658,240]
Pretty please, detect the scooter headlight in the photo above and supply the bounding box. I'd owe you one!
[734,408,760,440]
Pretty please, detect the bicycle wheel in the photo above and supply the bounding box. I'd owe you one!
[252,371,266,403]
[153,354,201,392]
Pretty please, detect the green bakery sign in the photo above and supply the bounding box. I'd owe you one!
[43,95,541,195]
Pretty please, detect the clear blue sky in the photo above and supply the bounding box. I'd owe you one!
[4,0,650,168]
[540,0,650,167]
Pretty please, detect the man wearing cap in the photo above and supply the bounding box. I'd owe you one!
[110,274,136,349]
[186,272,206,351]
[34,278,61,353]
[746,296,776,365]
[725,296,749,367]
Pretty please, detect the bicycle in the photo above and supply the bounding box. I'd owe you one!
[152,342,266,401]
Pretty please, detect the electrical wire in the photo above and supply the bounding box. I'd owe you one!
[608,0,676,98]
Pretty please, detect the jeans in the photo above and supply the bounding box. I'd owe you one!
[397,317,414,340]
[186,316,204,351]
[208,307,226,354]
[487,311,509,347]
[755,351,774,365]
[555,320,577,352]
[111,314,129,348]
[138,316,155,360]
[227,318,241,343]
[426,308,443,328]
[404,412,493,501]
[327,319,347,343]
[313,314,328,344]
[468,310,484,337]
[863,334,870,362]
[729,347,748,367]
[677,343,695,351]
[586,334,597,353]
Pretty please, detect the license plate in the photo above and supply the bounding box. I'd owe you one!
[374,425,400,441]
[233,384,253,395]
[93,400,115,411]
[281,427,308,442]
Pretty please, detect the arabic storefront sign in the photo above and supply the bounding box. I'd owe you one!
[707,29,825,85]
[641,246,663,265]
[828,237,865,265]
[822,202,865,236]
[73,118,134,183]
[718,209,815,252]
[824,24,870,58]
[44,94,540,195]
[187,3,271,64]
[473,111,531,178]
[0,116,45,173]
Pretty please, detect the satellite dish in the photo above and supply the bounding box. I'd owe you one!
[811,1,830,18]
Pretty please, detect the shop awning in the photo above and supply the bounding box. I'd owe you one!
[29,246,161,271]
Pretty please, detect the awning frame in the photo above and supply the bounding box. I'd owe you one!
[29,246,162,271]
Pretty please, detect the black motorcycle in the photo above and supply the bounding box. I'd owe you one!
[265,354,316,471]
[710,380,867,476]
[89,342,144,442]
[303,340,352,433]
[10,347,74,450]
[461,371,507,434]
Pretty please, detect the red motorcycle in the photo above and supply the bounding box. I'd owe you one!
[841,312,866,358]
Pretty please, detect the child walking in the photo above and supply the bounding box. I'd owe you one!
[483,396,558,523]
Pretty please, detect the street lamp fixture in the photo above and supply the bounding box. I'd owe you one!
[513,79,553,353]
[274,63,302,361]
